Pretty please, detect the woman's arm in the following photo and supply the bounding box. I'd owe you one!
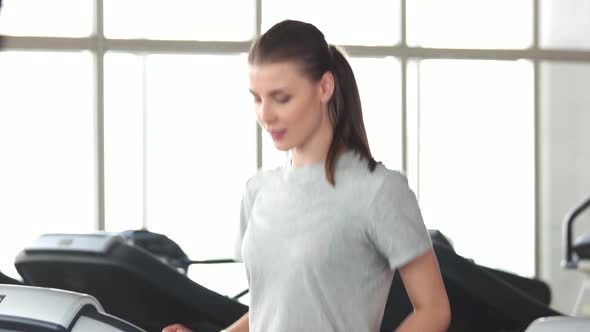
[161,312,249,332]
[395,250,450,332]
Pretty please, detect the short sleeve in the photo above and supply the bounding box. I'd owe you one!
[234,178,254,262]
[368,171,432,270]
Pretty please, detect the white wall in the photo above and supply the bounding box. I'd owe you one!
[540,62,590,313]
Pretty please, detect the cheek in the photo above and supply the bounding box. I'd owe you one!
[285,96,321,128]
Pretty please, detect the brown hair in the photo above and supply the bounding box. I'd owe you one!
[249,20,377,185]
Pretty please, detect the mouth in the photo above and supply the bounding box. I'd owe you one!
[269,129,286,140]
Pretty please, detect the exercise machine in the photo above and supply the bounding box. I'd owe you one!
[520,194,590,331]
[381,231,561,332]
[0,284,145,331]
[525,316,590,332]
[14,231,247,332]
[563,194,590,317]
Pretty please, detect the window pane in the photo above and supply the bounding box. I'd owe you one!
[262,0,401,46]
[104,0,254,41]
[0,0,93,37]
[0,51,95,279]
[407,0,532,49]
[104,53,145,232]
[349,57,402,171]
[143,54,256,261]
[540,0,590,49]
[416,59,534,277]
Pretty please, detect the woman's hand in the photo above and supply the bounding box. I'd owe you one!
[161,323,192,332]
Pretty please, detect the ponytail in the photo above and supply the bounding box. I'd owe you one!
[324,45,376,186]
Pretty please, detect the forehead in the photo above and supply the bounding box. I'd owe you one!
[248,61,309,90]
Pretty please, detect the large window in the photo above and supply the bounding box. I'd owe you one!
[414,59,535,275]
[1,1,589,290]
[0,51,96,277]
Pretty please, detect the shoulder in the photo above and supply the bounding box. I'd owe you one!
[334,158,410,211]
[358,164,415,210]
[375,165,410,190]
[351,160,408,192]
[339,151,405,181]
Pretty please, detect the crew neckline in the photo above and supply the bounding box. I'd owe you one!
[284,150,361,182]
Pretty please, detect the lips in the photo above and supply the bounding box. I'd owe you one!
[269,129,286,140]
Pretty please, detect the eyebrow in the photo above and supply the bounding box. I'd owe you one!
[249,88,289,98]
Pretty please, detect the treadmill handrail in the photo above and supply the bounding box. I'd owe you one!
[563,195,590,269]
[186,259,237,265]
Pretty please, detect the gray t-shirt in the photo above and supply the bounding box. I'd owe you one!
[235,151,431,332]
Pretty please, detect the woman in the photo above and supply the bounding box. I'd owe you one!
[164,19,450,332]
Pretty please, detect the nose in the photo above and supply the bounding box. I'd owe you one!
[257,100,277,125]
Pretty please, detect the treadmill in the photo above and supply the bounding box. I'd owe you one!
[0,284,145,332]
[14,233,247,332]
[381,243,562,332]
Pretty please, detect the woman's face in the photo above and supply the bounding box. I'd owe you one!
[248,61,333,153]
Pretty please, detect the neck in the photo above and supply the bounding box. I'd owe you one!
[290,118,335,168]
[291,137,350,168]
[291,146,329,168]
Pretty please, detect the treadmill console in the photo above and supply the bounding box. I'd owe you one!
[24,233,124,255]
[0,285,145,332]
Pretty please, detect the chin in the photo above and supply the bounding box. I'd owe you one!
[274,144,291,152]
[273,141,292,151]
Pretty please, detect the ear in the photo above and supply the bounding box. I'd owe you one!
[319,71,335,104]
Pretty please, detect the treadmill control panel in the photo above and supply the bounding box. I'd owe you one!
[24,233,123,254]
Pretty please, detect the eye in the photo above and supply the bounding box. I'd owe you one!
[275,95,291,104]
[253,96,261,104]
